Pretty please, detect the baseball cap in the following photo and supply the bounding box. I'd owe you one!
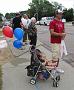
[55,9,63,14]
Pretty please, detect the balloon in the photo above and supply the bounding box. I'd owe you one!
[13,40,23,49]
[14,28,24,40]
[3,26,13,38]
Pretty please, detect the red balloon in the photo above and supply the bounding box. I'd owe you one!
[3,26,13,38]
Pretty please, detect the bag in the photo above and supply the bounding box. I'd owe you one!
[60,40,68,58]
[26,65,34,76]
[26,65,38,77]
[42,70,50,80]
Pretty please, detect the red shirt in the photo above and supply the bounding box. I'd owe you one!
[49,19,64,44]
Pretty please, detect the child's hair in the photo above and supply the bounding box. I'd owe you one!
[36,49,41,56]
[36,49,41,52]
[36,49,45,62]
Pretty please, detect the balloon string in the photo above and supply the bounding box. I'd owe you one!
[3,35,30,57]
[4,36,15,58]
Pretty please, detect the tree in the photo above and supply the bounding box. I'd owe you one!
[63,8,73,21]
[42,0,54,17]
[5,13,11,19]
[3,1,74,22]
[52,2,64,10]
[0,13,3,21]
[5,13,16,20]
[28,0,54,20]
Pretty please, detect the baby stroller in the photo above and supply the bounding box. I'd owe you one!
[26,46,61,87]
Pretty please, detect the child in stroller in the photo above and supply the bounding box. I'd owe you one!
[35,49,58,69]
[26,47,61,87]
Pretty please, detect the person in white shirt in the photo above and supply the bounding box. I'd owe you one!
[21,14,31,42]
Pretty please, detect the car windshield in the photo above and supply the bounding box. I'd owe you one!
[47,17,53,20]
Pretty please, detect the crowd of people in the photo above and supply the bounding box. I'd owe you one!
[12,9,66,73]
[12,13,37,48]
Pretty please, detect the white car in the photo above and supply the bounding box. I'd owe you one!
[35,21,40,25]
[39,17,54,25]
[62,19,66,23]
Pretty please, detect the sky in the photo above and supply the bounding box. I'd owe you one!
[0,0,74,15]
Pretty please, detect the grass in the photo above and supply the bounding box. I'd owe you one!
[0,65,2,90]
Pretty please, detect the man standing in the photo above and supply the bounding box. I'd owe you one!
[21,14,31,42]
[12,13,22,31]
[49,10,66,73]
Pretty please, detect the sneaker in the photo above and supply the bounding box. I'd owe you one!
[56,68,64,74]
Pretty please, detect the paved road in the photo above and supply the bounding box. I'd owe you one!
[36,23,74,67]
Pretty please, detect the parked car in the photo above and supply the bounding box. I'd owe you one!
[39,17,54,26]
[62,19,66,23]
[35,21,40,25]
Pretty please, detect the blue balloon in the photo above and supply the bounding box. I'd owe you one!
[14,28,24,40]
[13,40,23,49]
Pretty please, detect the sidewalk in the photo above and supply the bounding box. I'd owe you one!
[2,40,74,90]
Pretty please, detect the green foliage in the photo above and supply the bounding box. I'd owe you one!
[5,13,16,19]
[28,0,55,20]
[3,1,74,22]
[63,8,73,21]
[0,13,3,21]
[52,2,63,10]
[28,0,74,21]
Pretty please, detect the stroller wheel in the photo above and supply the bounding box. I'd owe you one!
[53,81,59,87]
[30,78,36,85]
[56,75,60,82]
